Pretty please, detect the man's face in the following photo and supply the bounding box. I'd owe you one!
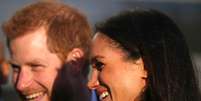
[9,27,62,101]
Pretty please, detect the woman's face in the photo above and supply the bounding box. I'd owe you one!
[88,32,147,101]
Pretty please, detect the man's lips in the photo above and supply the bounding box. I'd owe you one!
[26,92,44,100]
[20,91,46,101]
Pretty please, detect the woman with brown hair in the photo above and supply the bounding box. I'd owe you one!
[88,9,201,101]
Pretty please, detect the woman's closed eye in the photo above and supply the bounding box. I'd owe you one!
[92,59,105,71]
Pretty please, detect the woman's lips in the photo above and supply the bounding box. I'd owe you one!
[96,86,110,100]
[99,91,109,100]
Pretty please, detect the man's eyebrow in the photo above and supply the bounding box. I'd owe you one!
[25,59,47,66]
[26,59,41,64]
[9,58,47,66]
[8,60,18,65]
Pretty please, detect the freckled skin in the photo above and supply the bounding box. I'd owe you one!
[10,27,62,101]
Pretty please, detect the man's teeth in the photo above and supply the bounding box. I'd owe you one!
[26,92,44,99]
[99,91,109,100]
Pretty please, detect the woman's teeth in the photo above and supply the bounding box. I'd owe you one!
[99,91,109,100]
[25,92,44,100]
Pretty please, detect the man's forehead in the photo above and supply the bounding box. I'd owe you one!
[11,27,47,45]
[8,27,52,63]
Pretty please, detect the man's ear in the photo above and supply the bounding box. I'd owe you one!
[66,48,84,62]
[65,48,84,74]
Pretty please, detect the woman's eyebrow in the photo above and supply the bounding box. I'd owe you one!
[91,55,104,61]
[91,55,105,64]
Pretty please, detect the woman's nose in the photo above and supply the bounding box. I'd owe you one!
[87,68,99,89]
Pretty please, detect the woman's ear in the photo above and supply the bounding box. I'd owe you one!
[142,69,148,79]
[66,48,84,62]
[135,58,148,79]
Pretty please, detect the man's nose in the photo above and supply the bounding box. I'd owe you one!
[15,67,33,91]
[87,68,99,89]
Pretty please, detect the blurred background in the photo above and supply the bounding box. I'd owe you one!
[0,0,201,100]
